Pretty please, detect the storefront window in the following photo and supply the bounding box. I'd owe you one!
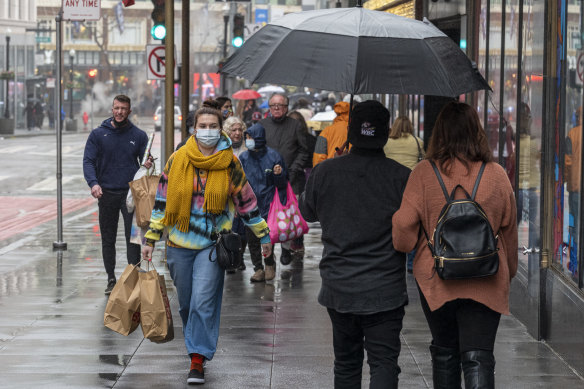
[556,1,583,286]
[518,0,542,272]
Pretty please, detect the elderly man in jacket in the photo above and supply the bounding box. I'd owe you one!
[260,93,310,265]
[299,100,411,389]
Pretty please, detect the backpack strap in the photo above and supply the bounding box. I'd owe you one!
[471,162,487,200]
[429,160,449,201]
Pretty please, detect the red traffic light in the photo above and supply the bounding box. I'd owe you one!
[88,69,98,78]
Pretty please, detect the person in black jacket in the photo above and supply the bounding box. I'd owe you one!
[299,100,410,389]
[83,95,152,294]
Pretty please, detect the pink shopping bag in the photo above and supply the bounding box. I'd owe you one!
[267,182,309,244]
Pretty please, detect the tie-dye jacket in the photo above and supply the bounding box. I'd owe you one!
[144,135,271,249]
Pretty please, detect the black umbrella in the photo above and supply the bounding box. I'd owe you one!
[220,7,489,97]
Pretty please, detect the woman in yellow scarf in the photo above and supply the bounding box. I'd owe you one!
[142,101,272,385]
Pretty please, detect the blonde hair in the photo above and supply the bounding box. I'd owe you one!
[223,116,246,135]
[389,116,414,139]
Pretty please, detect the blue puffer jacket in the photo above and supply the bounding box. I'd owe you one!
[239,123,288,219]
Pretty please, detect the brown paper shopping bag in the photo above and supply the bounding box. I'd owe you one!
[139,266,174,343]
[129,173,160,228]
[104,264,141,336]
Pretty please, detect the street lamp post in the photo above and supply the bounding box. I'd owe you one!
[4,33,10,118]
[68,49,75,120]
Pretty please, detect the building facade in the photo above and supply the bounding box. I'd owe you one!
[0,0,39,129]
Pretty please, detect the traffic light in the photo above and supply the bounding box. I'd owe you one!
[150,0,166,40]
[88,69,98,79]
[232,13,244,48]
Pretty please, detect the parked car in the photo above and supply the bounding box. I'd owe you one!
[154,105,182,131]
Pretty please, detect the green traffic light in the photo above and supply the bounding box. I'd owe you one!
[151,24,166,40]
[232,36,243,48]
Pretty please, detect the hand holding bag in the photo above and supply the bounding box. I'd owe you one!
[104,264,141,336]
[139,262,174,343]
[267,182,309,244]
[129,164,160,228]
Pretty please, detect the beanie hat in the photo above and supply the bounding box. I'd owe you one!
[348,100,390,149]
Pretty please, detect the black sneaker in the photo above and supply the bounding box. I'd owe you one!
[280,249,293,265]
[237,262,246,271]
[187,367,205,384]
[104,278,116,295]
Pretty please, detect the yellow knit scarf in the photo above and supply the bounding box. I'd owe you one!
[162,136,233,232]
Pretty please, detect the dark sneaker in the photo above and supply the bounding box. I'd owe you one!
[187,367,204,384]
[280,249,293,265]
[188,354,205,384]
[226,268,236,274]
[104,278,116,295]
[237,262,246,271]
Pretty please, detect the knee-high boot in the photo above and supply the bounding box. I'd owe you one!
[461,350,495,389]
[429,343,461,389]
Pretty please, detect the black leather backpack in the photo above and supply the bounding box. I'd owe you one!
[423,161,499,280]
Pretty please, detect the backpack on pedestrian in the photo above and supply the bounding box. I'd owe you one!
[422,161,499,280]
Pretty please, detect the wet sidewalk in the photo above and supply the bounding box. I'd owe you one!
[0,203,583,388]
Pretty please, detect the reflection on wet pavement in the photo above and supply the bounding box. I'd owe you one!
[0,200,582,388]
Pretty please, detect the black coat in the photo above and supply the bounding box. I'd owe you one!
[299,148,411,314]
[260,116,310,194]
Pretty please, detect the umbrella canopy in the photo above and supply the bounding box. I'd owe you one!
[257,85,286,94]
[221,8,489,97]
[232,89,262,100]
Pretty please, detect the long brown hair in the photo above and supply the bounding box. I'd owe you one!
[389,116,414,139]
[426,101,492,174]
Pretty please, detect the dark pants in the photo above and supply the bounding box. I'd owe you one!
[419,289,500,353]
[327,306,405,389]
[245,227,275,271]
[98,189,141,279]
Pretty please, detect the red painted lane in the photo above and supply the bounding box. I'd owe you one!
[0,197,95,240]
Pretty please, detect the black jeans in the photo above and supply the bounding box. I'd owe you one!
[245,227,275,271]
[418,289,501,353]
[327,306,405,389]
[98,189,141,279]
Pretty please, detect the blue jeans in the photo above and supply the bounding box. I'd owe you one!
[166,245,225,360]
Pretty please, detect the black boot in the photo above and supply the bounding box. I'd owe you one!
[461,350,495,389]
[430,343,461,389]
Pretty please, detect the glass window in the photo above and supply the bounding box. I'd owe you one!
[518,0,543,269]
[556,0,583,285]
[486,3,502,165]
[110,21,142,45]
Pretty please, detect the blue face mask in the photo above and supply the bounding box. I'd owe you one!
[196,129,221,147]
[245,139,256,150]
[189,127,195,135]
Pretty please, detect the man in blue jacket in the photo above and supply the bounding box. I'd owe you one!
[239,123,288,282]
[83,95,151,294]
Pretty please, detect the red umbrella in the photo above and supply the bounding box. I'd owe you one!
[232,89,261,100]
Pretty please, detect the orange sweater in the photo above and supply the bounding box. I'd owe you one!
[392,159,518,315]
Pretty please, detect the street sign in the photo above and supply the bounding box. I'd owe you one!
[36,36,51,43]
[63,0,101,21]
[255,9,268,24]
[147,44,178,80]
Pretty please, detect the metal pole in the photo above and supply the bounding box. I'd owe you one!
[181,0,190,142]
[69,53,73,119]
[222,14,228,96]
[164,0,175,164]
[90,90,94,130]
[53,9,67,250]
[4,35,9,118]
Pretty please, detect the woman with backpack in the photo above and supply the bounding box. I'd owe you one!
[392,101,518,389]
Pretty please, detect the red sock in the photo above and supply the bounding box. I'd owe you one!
[190,353,204,371]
